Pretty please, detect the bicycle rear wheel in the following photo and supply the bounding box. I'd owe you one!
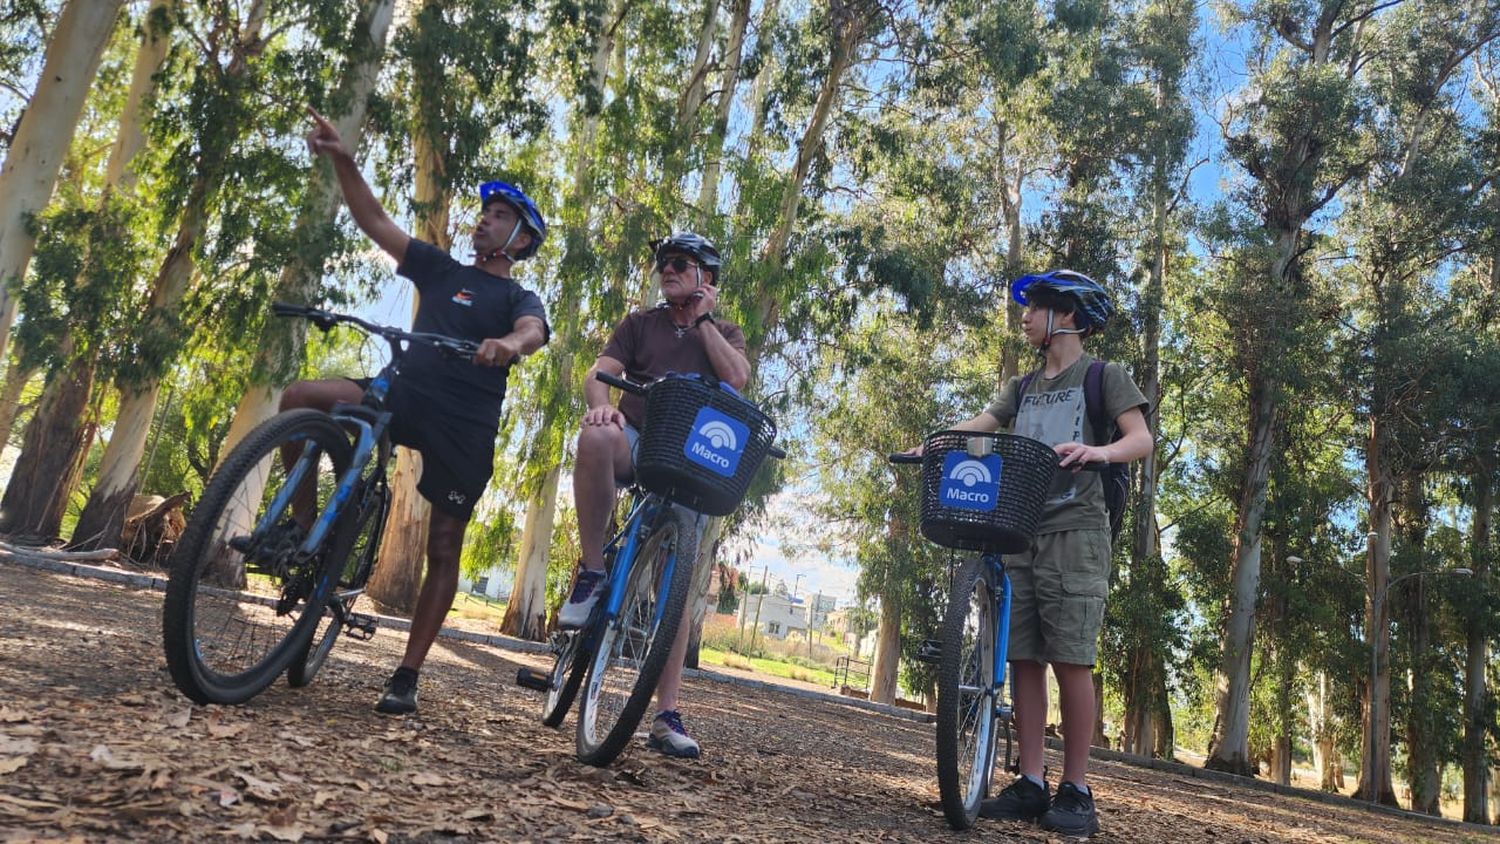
[287,476,388,687]
[539,627,591,728]
[935,556,999,829]
[575,506,698,766]
[162,409,351,705]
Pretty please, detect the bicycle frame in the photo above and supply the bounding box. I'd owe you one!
[984,552,1014,704]
[599,491,682,630]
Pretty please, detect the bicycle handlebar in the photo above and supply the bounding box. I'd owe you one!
[273,302,486,362]
[887,451,1108,472]
[594,371,787,460]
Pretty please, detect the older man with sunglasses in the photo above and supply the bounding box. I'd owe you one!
[561,232,750,759]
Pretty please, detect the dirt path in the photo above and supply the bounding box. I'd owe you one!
[0,563,1491,843]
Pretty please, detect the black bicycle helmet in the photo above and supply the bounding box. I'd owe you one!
[651,232,722,278]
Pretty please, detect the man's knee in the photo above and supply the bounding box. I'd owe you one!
[426,513,467,566]
[577,424,624,461]
[280,380,316,412]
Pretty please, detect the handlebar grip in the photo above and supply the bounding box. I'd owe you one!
[271,301,310,317]
[595,370,646,396]
[768,446,787,460]
[1060,461,1109,472]
[888,453,923,465]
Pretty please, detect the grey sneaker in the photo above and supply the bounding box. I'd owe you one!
[558,568,606,629]
[979,775,1050,821]
[647,710,700,758]
[1041,781,1099,837]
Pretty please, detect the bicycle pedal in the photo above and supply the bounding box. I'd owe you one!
[515,667,551,692]
[915,638,943,664]
[344,613,378,641]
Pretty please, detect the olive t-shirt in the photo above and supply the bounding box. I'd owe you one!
[600,305,748,429]
[983,354,1149,534]
[393,239,550,429]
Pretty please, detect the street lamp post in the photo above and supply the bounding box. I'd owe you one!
[1366,566,1473,805]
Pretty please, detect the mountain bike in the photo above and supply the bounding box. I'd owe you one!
[162,303,481,705]
[891,431,1095,829]
[517,371,783,766]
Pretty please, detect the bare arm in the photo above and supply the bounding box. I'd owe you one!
[582,355,628,428]
[699,320,751,390]
[903,411,1001,455]
[1055,406,1154,468]
[306,107,411,262]
[474,316,547,368]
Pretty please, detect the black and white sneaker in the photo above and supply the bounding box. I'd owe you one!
[979,775,1050,822]
[1041,781,1100,837]
[558,568,606,629]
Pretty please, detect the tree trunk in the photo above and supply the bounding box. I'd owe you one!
[1358,415,1398,804]
[1205,374,1277,776]
[675,0,721,127]
[695,0,750,221]
[219,0,396,460]
[1307,670,1339,792]
[499,463,560,639]
[683,517,724,668]
[0,351,94,540]
[369,38,449,611]
[0,0,124,366]
[869,595,901,705]
[72,0,271,551]
[0,361,37,458]
[1395,476,1440,814]
[1463,464,1492,823]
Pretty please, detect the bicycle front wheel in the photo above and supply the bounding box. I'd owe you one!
[287,476,388,688]
[575,506,698,766]
[935,556,1000,830]
[162,409,351,705]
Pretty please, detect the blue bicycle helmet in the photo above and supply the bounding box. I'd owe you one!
[1010,269,1114,335]
[478,181,546,260]
[651,232,723,278]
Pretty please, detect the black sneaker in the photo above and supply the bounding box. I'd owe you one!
[374,668,418,714]
[978,775,1050,821]
[1041,781,1100,837]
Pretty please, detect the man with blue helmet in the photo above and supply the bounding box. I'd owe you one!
[286,107,550,714]
[909,269,1152,837]
[563,232,750,759]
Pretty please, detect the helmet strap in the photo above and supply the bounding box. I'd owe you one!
[476,219,524,266]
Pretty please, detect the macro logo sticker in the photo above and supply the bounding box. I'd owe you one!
[939,451,1003,512]
[684,407,750,477]
[452,288,475,307]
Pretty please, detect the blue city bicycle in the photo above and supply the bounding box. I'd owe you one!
[518,371,783,766]
[891,430,1094,829]
[162,304,485,705]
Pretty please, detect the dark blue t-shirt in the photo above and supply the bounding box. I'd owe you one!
[393,239,549,428]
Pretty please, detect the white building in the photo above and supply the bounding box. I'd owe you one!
[736,591,809,640]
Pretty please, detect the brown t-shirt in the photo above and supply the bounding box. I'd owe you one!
[600,305,749,429]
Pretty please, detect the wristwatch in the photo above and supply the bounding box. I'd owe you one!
[693,312,716,328]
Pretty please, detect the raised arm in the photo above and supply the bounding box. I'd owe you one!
[306,106,411,262]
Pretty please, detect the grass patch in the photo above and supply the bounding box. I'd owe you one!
[449,591,508,625]
[700,646,838,687]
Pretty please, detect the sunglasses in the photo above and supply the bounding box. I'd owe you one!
[655,256,700,274]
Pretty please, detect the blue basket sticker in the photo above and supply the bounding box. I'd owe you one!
[939,451,1003,512]
[684,406,751,477]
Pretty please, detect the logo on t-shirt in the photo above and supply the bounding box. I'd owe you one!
[684,407,749,477]
[451,288,475,307]
[939,451,1003,511]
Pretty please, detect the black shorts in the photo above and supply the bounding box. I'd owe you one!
[348,378,494,520]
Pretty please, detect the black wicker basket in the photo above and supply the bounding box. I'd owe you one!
[634,375,778,517]
[916,431,1057,553]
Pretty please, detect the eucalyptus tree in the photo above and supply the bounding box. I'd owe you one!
[0,0,173,540]
[1202,0,1388,777]
[0,0,125,368]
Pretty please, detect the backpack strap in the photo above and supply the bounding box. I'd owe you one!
[1018,369,1038,402]
[1084,360,1113,445]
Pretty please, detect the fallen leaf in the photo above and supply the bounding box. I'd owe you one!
[412,771,447,787]
[0,708,28,723]
[264,824,305,842]
[312,790,335,808]
[209,722,249,739]
[218,789,241,808]
[369,828,388,844]
[0,756,27,774]
[165,708,192,729]
[236,771,283,802]
[89,744,145,771]
[226,821,258,839]
[0,737,36,755]
[460,808,494,821]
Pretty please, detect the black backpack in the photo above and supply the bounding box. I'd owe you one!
[1018,360,1132,542]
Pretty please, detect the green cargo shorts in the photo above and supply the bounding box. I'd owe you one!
[1005,529,1111,667]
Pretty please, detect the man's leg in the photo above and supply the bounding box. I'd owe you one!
[573,422,633,571]
[560,422,632,629]
[1052,662,1095,787]
[375,507,467,714]
[1012,659,1048,780]
[277,379,363,526]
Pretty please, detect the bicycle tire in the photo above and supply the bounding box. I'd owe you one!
[162,409,351,705]
[575,506,698,766]
[935,556,1000,830]
[287,477,388,687]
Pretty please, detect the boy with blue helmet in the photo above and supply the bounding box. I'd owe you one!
[288,108,550,715]
[908,268,1152,837]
